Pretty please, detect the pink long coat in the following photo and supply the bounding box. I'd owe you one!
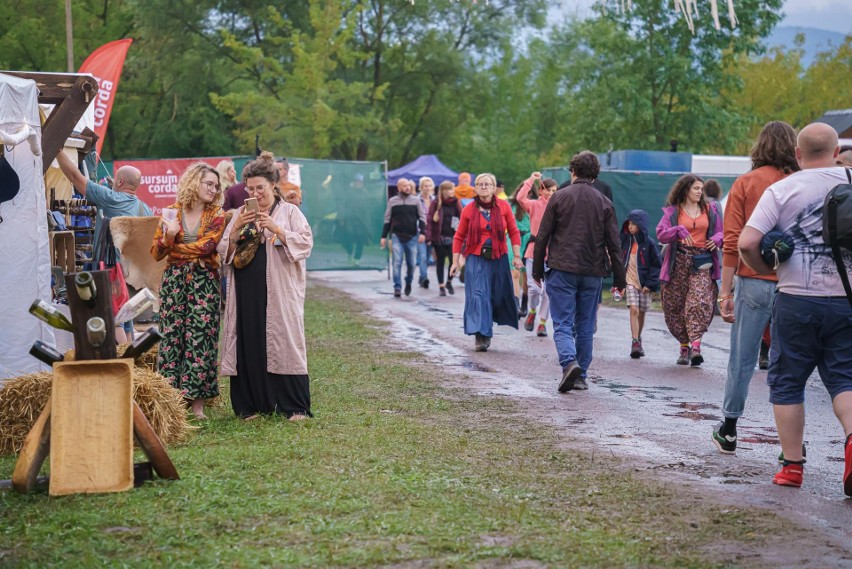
[217,202,314,375]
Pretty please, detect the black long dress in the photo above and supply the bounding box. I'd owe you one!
[230,244,312,418]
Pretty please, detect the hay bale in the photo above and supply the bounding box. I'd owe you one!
[0,367,192,456]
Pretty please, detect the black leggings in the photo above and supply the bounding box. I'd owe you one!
[434,243,453,285]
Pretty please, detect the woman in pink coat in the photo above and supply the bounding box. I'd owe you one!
[217,152,314,421]
[515,172,557,336]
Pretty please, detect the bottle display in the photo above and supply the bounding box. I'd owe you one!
[74,272,97,306]
[86,317,107,348]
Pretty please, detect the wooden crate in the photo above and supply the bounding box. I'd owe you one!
[50,231,75,274]
[49,360,134,496]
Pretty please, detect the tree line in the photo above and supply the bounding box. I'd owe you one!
[1,0,848,183]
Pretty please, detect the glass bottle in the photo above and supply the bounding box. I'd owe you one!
[122,327,162,360]
[114,288,157,324]
[29,341,65,366]
[28,299,74,332]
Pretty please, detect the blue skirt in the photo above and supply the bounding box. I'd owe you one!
[463,253,519,337]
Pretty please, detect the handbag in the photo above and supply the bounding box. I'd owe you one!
[99,259,130,316]
[234,224,262,269]
[691,251,713,272]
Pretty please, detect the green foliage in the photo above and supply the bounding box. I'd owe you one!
[2,0,849,185]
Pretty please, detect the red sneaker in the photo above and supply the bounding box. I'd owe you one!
[844,434,852,497]
[773,462,803,488]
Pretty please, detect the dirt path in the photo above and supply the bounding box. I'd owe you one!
[311,270,852,564]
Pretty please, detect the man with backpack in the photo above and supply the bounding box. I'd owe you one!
[738,122,852,496]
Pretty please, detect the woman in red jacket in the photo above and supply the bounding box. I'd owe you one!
[450,173,523,352]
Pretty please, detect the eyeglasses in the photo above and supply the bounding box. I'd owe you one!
[245,184,270,194]
[200,180,220,191]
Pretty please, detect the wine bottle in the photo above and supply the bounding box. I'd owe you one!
[74,271,97,306]
[28,299,74,332]
[115,288,157,324]
[122,327,162,360]
[29,341,65,366]
[86,317,107,348]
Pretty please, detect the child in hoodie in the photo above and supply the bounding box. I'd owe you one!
[620,209,662,358]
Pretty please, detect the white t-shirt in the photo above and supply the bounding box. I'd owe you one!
[746,167,851,297]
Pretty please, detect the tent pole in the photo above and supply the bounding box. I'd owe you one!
[65,0,74,72]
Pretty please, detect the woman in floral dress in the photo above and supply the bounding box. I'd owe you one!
[151,163,226,419]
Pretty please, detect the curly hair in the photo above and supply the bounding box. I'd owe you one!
[242,151,280,186]
[569,151,600,180]
[665,174,705,208]
[175,163,222,209]
[751,121,799,174]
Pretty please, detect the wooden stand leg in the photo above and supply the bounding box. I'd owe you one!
[11,399,52,494]
[132,402,179,480]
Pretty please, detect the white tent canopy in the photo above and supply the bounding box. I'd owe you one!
[0,72,54,379]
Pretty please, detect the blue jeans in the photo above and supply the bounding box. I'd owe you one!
[722,277,775,418]
[546,269,602,374]
[416,240,430,282]
[392,235,417,290]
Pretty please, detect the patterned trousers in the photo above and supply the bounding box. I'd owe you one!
[661,250,717,344]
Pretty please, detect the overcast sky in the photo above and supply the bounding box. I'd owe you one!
[552,0,852,35]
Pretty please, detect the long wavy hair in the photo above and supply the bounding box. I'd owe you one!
[751,121,799,174]
[176,163,222,208]
[216,159,236,188]
[665,174,705,208]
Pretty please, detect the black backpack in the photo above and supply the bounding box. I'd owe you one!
[822,168,852,307]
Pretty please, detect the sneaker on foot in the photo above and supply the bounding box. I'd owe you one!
[483,336,491,349]
[446,281,454,295]
[843,434,852,497]
[712,421,736,454]
[439,287,447,297]
[404,282,412,296]
[573,376,589,390]
[524,311,536,332]
[639,341,645,357]
[676,346,689,365]
[394,288,401,298]
[536,323,547,337]
[773,462,804,488]
[690,345,703,366]
[558,362,582,393]
[420,278,429,289]
[630,339,642,359]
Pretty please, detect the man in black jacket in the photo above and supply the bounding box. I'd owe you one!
[534,152,626,392]
[381,178,426,297]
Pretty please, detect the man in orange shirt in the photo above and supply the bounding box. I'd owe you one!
[711,122,799,455]
[275,157,302,206]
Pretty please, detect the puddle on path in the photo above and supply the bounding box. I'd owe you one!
[662,411,717,421]
[372,306,553,399]
[595,378,678,401]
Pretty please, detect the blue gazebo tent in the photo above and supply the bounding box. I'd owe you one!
[387,155,459,188]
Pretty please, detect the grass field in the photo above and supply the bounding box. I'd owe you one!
[0,286,787,567]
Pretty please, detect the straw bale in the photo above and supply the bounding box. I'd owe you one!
[0,367,192,456]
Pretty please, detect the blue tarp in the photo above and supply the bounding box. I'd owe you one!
[387,154,459,187]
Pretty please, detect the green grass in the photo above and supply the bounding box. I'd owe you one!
[0,287,786,567]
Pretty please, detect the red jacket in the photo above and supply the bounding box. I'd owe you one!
[452,198,520,258]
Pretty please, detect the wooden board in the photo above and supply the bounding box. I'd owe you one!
[49,360,134,496]
[132,402,179,481]
[11,398,52,494]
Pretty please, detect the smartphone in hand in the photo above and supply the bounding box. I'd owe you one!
[244,197,259,214]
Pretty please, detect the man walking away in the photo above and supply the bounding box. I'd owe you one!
[739,122,852,495]
[533,152,626,392]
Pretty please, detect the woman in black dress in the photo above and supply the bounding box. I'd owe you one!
[217,152,314,420]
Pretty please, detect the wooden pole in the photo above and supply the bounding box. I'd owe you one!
[65,0,74,72]
[64,270,117,360]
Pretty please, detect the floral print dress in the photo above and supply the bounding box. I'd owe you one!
[151,205,226,400]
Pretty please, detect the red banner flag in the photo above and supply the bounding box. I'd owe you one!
[78,38,133,156]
